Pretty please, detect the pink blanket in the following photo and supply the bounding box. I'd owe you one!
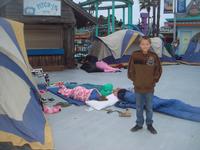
[96,61,120,72]
[58,85,93,102]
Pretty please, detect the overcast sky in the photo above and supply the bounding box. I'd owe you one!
[73,0,191,26]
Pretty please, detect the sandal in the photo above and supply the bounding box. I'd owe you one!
[119,109,131,117]
[48,98,55,101]
[41,98,48,103]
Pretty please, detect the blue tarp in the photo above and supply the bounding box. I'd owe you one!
[115,90,200,122]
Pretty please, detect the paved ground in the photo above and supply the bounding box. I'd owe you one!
[46,64,200,150]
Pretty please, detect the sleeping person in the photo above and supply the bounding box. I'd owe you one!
[58,85,106,102]
[114,88,200,122]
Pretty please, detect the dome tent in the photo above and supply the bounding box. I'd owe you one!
[0,17,53,149]
[88,29,176,66]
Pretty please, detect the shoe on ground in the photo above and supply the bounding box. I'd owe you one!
[147,124,157,134]
[130,125,143,132]
[119,109,131,117]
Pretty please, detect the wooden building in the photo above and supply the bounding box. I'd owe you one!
[0,0,96,71]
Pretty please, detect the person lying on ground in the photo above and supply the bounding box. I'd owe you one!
[58,85,107,102]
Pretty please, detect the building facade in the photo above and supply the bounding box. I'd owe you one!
[166,0,200,55]
[0,0,96,70]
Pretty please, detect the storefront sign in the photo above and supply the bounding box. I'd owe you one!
[23,0,61,16]
[160,26,173,33]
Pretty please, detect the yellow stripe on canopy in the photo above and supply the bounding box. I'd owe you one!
[4,19,35,86]
[0,123,54,150]
[0,26,25,64]
[123,32,139,55]
[6,19,29,66]
[0,45,38,93]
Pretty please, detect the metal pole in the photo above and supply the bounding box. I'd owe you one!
[128,3,131,29]
[173,0,177,42]
[156,0,160,37]
[152,2,156,37]
[147,0,150,34]
[130,4,132,25]
[122,7,125,29]
[108,9,110,35]
[112,0,115,33]
[95,0,98,36]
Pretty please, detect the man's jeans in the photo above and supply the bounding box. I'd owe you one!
[135,92,153,127]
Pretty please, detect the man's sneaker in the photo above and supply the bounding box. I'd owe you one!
[130,125,143,132]
[147,124,157,134]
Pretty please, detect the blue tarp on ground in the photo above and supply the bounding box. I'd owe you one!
[115,90,200,122]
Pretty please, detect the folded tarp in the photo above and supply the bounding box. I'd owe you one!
[115,89,200,122]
